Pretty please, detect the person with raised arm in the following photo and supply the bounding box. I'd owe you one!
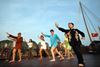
[55,22,85,67]
[24,39,34,59]
[38,35,50,63]
[42,29,64,62]
[7,32,23,63]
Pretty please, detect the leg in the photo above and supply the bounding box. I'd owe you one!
[64,48,67,56]
[9,48,16,62]
[18,49,22,62]
[30,48,33,59]
[44,49,50,59]
[67,49,71,60]
[70,50,74,59]
[39,48,43,60]
[71,43,84,66]
[29,48,33,59]
[55,48,64,60]
[50,47,56,61]
[39,48,43,64]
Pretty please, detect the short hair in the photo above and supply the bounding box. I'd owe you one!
[50,29,54,32]
[40,35,44,38]
[18,32,21,35]
[68,22,74,26]
[29,39,33,42]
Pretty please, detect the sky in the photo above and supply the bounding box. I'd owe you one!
[0,0,100,46]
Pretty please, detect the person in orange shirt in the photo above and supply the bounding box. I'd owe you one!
[7,32,23,63]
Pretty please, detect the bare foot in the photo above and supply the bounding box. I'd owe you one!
[67,57,71,60]
[78,64,84,67]
[18,60,21,62]
[40,58,42,64]
[50,59,55,62]
[9,60,15,63]
[60,57,64,61]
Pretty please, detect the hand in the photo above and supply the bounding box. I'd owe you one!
[7,32,10,35]
[81,37,85,40]
[55,22,59,28]
[41,32,44,35]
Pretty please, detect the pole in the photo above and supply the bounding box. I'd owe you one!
[79,1,92,42]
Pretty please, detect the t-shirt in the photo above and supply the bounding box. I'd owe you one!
[27,42,33,48]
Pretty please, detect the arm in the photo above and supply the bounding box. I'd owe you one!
[7,33,17,39]
[44,34,51,38]
[56,34,60,42]
[21,37,23,42]
[41,32,50,38]
[58,27,69,33]
[76,29,85,37]
[8,37,16,41]
[55,22,69,33]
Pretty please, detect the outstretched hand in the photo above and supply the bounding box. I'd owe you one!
[55,22,59,28]
[41,32,44,35]
[7,32,10,35]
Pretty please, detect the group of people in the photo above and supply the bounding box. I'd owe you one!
[6,22,85,67]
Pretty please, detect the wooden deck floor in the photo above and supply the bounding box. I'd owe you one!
[0,54,100,67]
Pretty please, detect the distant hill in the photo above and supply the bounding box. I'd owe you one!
[0,39,38,51]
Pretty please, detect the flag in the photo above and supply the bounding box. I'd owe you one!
[91,33,98,37]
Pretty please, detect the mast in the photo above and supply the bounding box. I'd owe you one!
[98,26,100,40]
[79,1,92,42]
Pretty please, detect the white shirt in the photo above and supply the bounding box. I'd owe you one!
[27,42,33,48]
[39,39,47,49]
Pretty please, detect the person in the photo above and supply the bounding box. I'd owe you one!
[42,29,64,62]
[38,35,50,63]
[1,43,10,61]
[7,32,23,63]
[63,33,74,60]
[25,39,33,59]
[55,22,85,67]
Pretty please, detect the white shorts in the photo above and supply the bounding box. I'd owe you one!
[41,45,46,49]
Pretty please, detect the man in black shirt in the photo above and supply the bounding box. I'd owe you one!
[55,22,85,67]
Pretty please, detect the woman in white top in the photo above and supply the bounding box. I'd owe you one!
[27,39,33,49]
[25,39,33,59]
[39,35,50,63]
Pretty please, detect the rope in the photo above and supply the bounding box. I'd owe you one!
[81,3,100,23]
[82,6,98,33]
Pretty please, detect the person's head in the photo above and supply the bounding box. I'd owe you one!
[29,39,33,42]
[18,32,21,37]
[50,29,54,35]
[68,22,74,29]
[40,35,44,40]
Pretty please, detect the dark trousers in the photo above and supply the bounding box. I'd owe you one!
[69,40,84,64]
[28,48,33,59]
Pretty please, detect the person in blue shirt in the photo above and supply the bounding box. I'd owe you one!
[42,29,64,62]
